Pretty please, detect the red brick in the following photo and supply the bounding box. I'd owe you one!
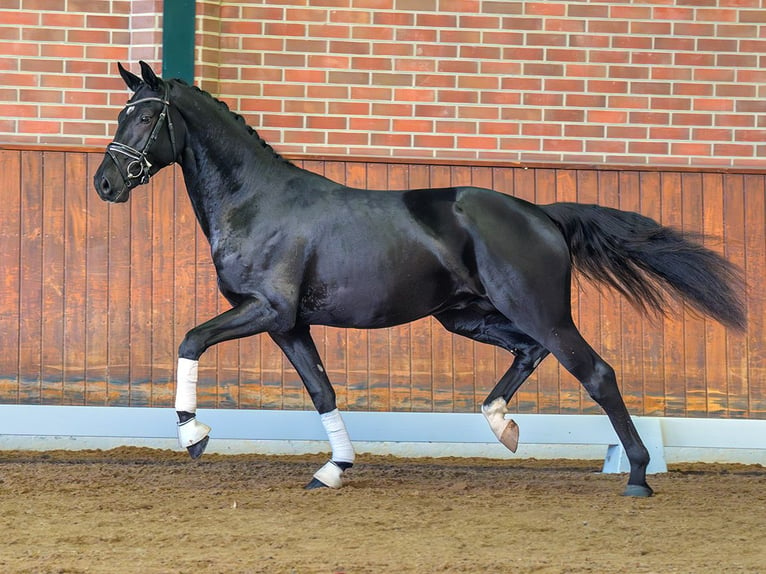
[393,118,434,132]
[569,34,609,48]
[435,121,475,134]
[460,15,500,29]
[350,117,390,131]
[328,131,367,145]
[500,138,541,151]
[629,141,669,155]
[522,123,560,137]
[650,127,690,140]
[670,142,711,156]
[416,13,456,27]
[526,32,567,47]
[587,110,628,124]
[502,17,542,30]
[544,78,584,92]
[329,41,370,54]
[415,104,455,117]
[694,99,734,112]
[458,136,497,150]
[525,2,565,16]
[544,108,585,122]
[693,128,731,141]
[351,86,391,100]
[564,124,604,138]
[673,83,714,97]
[329,101,369,115]
[714,144,754,157]
[371,133,411,147]
[413,134,454,148]
[607,125,646,139]
[650,97,692,111]
[330,10,371,24]
[630,111,670,125]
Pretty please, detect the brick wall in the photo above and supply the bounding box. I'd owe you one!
[2,0,766,168]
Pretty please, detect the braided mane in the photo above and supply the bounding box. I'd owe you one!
[172,79,291,164]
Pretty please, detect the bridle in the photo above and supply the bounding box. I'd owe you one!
[106,83,177,193]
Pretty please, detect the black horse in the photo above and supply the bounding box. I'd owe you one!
[94,62,746,496]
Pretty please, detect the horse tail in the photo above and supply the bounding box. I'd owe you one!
[540,202,746,331]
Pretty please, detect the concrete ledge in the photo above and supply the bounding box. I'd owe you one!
[0,405,764,471]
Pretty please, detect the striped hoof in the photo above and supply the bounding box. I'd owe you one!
[623,483,654,497]
[186,435,209,460]
[304,477,329,490]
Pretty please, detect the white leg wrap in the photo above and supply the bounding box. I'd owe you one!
[312,461,344,489]
[175,358,198,413]
[482,397,520,453]
[320,409,355,464]
[177,417,211,448]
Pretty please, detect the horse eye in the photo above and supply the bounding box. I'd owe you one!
[140,114,152,124]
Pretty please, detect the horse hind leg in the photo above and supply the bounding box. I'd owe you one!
[435,310,549,453]
[540,321,653,497]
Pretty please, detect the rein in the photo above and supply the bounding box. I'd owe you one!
[106,84,177,192]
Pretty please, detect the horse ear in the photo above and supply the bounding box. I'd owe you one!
[139,60,162,91]
[118,62,143,92]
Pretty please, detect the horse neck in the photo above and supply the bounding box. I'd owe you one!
[174,91,293,239]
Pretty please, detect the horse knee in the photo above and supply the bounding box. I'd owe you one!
[178,331,205,360]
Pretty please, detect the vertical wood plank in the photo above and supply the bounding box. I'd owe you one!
[723,174,749,417]
[575,169,603,415]
[367,162,391,411]
[344,162,370,410]
[63,152,88,405]
[408,165,433,411]
[194,218,220,409]
[597,170,624,415]
[660,172,686,416]
[682,172,707,417]
[534,168,560,414]
[638,171,666,416]
[512,167,539,412]
[470,166,496,410]
[556,169,581,414]
[618,171,645,414]
[702,173,728,417]
[40,152,65,404]
[0,150,21,402]
[387,163,412,411]
[18,151,44,404]
[322,162,349,410]
[151,166,178,407]
[129,180,153,407]
[744,175,766,417]
[173,169,199,408]
[85,153,110,405]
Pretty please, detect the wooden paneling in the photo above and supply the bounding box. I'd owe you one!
[0,149,764,419]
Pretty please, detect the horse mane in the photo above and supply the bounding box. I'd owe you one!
[171,79,291,165]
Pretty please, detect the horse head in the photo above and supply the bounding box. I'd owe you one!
[94,61,184,203]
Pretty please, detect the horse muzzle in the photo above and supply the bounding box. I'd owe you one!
[94,169,131,203]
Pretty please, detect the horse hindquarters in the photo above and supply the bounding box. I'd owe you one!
[455,190,652,496]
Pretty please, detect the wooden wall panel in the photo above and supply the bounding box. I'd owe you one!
[1,149,764,420]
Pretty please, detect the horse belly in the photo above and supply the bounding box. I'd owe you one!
[299,254,460,329]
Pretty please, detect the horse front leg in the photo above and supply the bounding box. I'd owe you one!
[270,326,354,489]
[176,296,278,459]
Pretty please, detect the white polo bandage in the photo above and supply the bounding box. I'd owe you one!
[175,358,199,413]
[177,417,211,448]
[312,461,344,489]
[321,409,355,464]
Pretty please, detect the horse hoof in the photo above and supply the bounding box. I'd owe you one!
[186,435,210,460]
[304,477,329,490]
[623,484,653,498]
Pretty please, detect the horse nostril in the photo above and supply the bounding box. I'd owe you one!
[100,177,111,195]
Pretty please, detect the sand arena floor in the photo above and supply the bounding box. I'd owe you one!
[0,448,763,573]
